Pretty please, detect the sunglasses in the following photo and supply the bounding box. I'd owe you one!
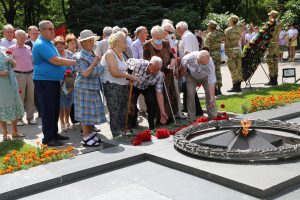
[165,30,173,34]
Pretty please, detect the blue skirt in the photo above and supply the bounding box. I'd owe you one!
[74,87,106,125]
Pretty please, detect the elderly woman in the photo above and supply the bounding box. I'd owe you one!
[54,36,74,132]
[0,46,24,141]
[143,25,178,123]
[74,30,106,147]
[101,31,136,137]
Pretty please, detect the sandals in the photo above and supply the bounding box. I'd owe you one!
[12,133,25,139]
[90,132,102,143]
[81,135,100,147]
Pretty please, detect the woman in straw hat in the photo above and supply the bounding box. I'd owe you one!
[74,29,106,147]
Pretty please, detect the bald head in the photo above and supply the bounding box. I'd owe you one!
[197,50,210,65]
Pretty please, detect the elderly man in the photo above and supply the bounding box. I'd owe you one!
[131,26,148,117]
[96,26,112,59]
[176,21,203,116]
[33,20,76,146]
[9,30,36,126]
[126,56,168,130]
[25,26,39,49]
[181,50,217,120]
[0,24,16,48]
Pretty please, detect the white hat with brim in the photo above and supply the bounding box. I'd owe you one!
[78,30,100,42]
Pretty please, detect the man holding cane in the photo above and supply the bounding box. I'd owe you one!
[180,50,217,120]
[126,56,168,130]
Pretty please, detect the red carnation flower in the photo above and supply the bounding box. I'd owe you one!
[155,128,170,139]
[170,48,176,54]
[220,104,225,109]
[132,139,142,146]
[196,116,209,123]
[136,130,151,142]
[5,50,12,55]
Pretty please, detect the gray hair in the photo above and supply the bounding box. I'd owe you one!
[136,26,146,35]
[15,29,26,38]
[3,24,14,31]
[112,26,122,34]
[150,56,163,68]
[28,25,38,32]
[103,26,112,37]
[162,22,174,32]
[197,50,210,60]
[162,19,173,25]
[176,21,188,30]
[39,20,52,31]
[122,27,129,35]
[150,25,164,36]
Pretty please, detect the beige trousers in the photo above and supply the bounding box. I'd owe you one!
[15,72,35,120]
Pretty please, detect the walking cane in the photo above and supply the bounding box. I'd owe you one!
[162,78,177,125]
[124,80,134,135]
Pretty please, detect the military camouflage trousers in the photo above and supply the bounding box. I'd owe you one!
[227,50,243,82]
[266,44,279,77]
[211,54,222,87]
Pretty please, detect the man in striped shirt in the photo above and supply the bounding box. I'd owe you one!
[126,56,167,130]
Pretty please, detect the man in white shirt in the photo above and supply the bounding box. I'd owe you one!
[176,21,203,116]
[0,24,16,48]
[181,50,217,119]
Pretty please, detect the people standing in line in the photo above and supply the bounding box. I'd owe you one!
[32,20,76,146]
[225,15,243,92]
[204,20,225,96]
[265,10,282,86]
[0,24,16,48]
[131,26,148,117]
[9,30,36,126]
[101,31,137,137]
[176,21,203,116]
[0,46,24,141]
[73,30,106,147]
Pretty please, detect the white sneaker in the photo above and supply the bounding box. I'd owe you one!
[73,122,81,126]
[28,119,37,125]
[17,120,24,126]
[6,121,12,125]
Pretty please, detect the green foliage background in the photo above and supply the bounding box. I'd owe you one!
[0,0,298,36]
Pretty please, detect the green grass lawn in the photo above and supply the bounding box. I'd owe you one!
[201,84,300,114]
[0,140,35,168]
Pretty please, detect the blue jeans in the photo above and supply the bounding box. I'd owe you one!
[34,80,60,143]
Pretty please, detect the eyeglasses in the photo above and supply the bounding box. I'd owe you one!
[45,27,55,31]
[165,30,173,34]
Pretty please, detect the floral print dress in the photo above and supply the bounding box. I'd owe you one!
[0,46,24,121]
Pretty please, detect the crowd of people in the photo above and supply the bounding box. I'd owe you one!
[0,10,298,147]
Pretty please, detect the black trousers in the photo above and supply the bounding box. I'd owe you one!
[70,103,78,124]
[34,80,60,143]
[130,86,157,130]
[182,82,203,116]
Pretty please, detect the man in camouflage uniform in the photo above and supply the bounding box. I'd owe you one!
[265,10,282,86]
[205,20,225,95]
[224,15,243,92]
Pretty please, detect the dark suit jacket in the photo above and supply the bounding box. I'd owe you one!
[25,40,33,49]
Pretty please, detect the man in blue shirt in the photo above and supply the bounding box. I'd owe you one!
[33,20,76,146]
